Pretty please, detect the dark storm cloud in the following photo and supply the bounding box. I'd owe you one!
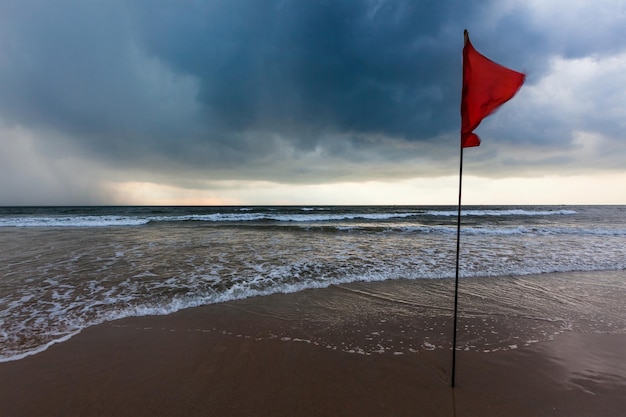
[1,0,626,194]
[129,0,502,141]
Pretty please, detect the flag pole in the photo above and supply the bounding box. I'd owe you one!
[452,28,525,388]
[451,29,469,389]
[451,139,463,388]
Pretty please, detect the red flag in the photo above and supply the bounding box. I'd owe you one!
[461,30,525,148]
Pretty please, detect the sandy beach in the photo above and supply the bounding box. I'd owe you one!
[1,273,625,417]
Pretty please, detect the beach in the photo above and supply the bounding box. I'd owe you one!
[1,272,625,417]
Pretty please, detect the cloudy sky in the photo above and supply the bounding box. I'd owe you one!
[1,0,625,205]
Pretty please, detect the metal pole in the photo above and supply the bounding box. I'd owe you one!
[451,144,464,388]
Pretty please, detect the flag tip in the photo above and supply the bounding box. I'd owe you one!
[464,29,469,44]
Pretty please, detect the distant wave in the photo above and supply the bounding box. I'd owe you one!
[336,225,626,236]
[0,216,150,227]
[426,209,576,217]
[0,208,578,228]
[0,212,420,227]
[156,212,420,223]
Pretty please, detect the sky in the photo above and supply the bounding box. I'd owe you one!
[1,0,625,206]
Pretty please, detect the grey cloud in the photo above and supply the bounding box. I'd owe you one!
[130,0,472,139]
[0,0,625,194]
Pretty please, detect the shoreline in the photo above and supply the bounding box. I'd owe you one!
[1,272,625,416]
[4,269,625,363]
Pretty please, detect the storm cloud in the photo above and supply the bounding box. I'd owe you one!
[1,0,626,204]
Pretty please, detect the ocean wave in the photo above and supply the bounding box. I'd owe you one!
[2,261,625,363]
[0,208,580,228]
[157,212,421,223]
[5,215,624,238]
[258,224,626,237]
[0,216,151,227]
[2,204,624,363]
[457,226,626,236]
[426,209,577,217]
[0,212,420,227]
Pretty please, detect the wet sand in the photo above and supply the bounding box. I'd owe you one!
[1,273,625,416]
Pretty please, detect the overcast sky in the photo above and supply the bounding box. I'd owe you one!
[1,0,625,205]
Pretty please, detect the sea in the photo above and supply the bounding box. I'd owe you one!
[1,205,625,361]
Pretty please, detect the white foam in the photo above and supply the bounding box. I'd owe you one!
[163,212,419,223]
[0,211,420,227]
[0,330,82,363]
[0,216,150,227]
[426,209,577,217]
[0,208,584,229]
[2,205,624,362]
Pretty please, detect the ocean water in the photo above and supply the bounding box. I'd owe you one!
[1,205,625,361]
